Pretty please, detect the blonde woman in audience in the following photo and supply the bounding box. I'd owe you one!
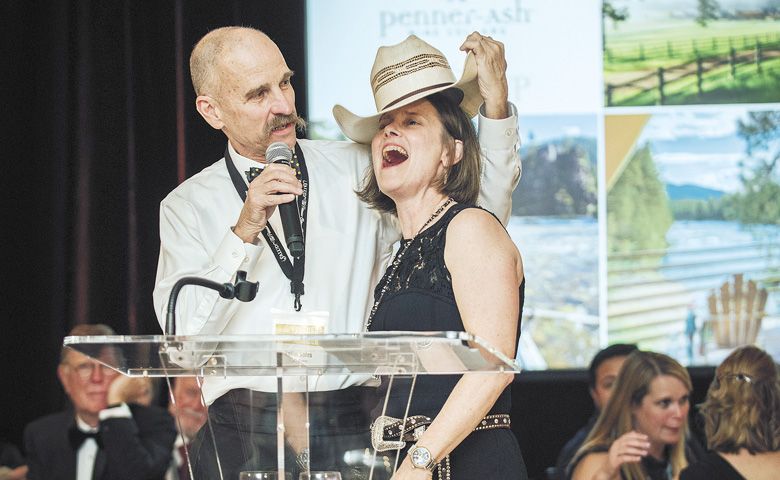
[569,350,700,480]
[680,345,780,480]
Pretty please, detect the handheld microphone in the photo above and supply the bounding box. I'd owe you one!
[266,142,304,259]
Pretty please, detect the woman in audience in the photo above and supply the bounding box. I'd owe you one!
[569,350,696,480]
[680,345,780,480]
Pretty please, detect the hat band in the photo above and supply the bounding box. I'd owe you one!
[380,82,454,111]
[372,53,450,92]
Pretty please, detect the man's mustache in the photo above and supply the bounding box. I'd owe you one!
[267,114,307,135]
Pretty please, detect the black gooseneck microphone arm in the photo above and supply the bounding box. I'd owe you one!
[165,270,259,335]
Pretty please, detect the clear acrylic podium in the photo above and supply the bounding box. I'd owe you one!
[65,332,520,480]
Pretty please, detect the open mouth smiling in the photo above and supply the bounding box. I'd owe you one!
[382,145,409,168]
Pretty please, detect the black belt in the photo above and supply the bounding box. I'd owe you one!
[370,413,511,480]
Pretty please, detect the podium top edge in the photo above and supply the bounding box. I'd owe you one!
[63,331,472,345]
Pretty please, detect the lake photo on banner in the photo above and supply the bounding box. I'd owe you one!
[507,216,779,368]
[506,215,600,369]
[609,219,780,365]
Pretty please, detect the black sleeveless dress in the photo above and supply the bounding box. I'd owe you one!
[369,204,527,479]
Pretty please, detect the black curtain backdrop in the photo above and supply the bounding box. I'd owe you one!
[2,0,306,451]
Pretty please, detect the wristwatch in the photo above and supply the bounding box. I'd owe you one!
[409,444,436,471]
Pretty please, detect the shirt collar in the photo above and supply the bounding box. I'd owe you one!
[173,434,186,448]
[75,415,98,433]
[227,142,265,186]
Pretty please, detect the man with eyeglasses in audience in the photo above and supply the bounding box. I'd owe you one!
[23,324,176,480]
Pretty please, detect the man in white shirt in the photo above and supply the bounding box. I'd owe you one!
[153,26,521,478]
[23,324,176,480]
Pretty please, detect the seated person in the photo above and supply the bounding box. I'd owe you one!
[552,344,637,480]
[166,377,208,480]
[569,350,700,480]
[680,345,780,480]
[336,34,526,479]
[24,324,176,480]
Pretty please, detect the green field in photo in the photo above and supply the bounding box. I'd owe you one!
[604,20,780,106]
[605,19,780,70]
[609,56,780,106]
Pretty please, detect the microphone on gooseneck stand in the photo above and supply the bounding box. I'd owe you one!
[165,271,258,335]
[266,142,304,259]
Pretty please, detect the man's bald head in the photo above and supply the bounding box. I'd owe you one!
[190,26,299,159]
[189,26,276,97]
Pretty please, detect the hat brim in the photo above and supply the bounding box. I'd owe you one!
[333,52,481,144]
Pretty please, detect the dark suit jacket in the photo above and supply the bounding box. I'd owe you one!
[24,403,176,480]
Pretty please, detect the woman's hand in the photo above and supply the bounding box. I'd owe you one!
[573,431,651,480]
[602,431,650,476]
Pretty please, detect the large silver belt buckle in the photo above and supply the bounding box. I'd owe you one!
[370,415,406,452]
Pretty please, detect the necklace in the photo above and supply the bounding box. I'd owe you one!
[364,197,455,331]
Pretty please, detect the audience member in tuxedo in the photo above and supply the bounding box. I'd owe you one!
[0,440,27,480]
[23,324,176,480]
[551,344,638,479]
[569,350,703,480]
[153,25,520,479]
[680,345,780,480]
[166,377,207,480]
[339,34,526,478]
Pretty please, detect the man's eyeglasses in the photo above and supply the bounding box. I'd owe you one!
[67,362,119,381]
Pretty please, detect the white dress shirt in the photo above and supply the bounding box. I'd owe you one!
[153,104,521,404]
[75,416,99,480]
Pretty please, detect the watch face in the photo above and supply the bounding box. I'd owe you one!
[411,446,431,467]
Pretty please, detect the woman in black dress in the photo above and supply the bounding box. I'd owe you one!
[335,34,526,479]
[680,345,780,480]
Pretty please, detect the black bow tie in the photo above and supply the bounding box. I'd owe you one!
[68,425,103,449]
[245,167,263,183]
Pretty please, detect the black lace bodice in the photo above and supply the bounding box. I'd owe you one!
[370,203,524,333]
[375,208,456,302]
[368,203,524,418]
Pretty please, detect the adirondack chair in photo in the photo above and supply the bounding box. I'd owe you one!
[707,274,769,348]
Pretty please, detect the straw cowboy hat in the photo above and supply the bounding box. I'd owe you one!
[333,35,481,144]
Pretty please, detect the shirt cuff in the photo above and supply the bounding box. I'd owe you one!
[99,402,132,421]
[213,227,264,274]
[477,102,520,148]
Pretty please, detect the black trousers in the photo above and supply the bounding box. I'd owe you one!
[189,387,384,480]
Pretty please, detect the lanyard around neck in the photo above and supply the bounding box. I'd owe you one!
[224,144,309,311]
